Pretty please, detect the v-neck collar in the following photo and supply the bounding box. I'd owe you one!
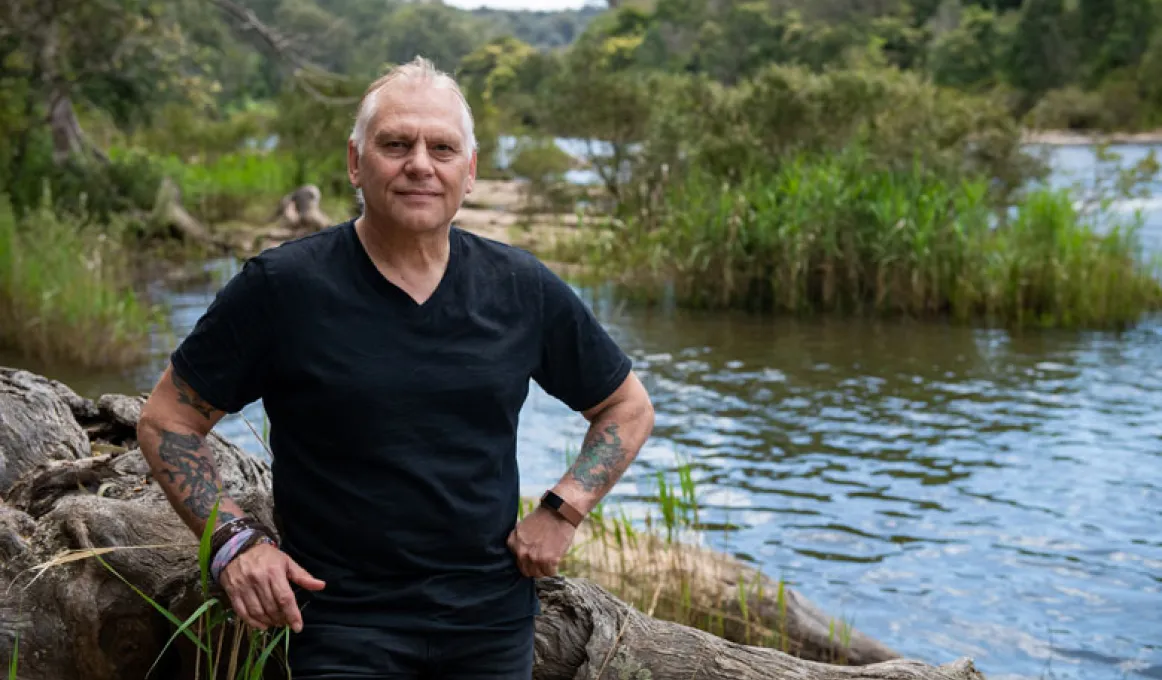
[347,220,461,317]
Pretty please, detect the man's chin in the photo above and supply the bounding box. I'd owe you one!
[369,207,451,233]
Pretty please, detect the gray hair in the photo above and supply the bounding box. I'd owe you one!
[349,56,477,158]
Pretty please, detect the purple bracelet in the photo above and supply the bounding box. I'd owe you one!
[211,529,274,583]
[211,529,254,583]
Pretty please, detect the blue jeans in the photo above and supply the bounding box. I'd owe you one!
[286,616,536,679]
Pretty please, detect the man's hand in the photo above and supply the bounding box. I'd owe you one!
[219,543,326,633]
[506,506,577,578]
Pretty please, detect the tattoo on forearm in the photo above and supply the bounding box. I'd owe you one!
[157,430,223,521]
[571,423,624,492]
[171,372,216,420]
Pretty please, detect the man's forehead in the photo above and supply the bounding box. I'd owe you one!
[370,86,466,139]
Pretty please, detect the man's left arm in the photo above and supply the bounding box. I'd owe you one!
[507,372,654,578]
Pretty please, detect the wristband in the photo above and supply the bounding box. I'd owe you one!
[211,529,276,584]
[210,516,277,559]
[539,490,585,527]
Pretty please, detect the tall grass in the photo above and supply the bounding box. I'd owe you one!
[548,462,857,663]
[0,193,163,368]
[575,148,1162,328]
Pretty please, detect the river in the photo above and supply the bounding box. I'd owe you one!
[2,144,1160,680]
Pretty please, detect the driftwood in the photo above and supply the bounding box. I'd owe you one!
[0,367,984,680]
[274,184,331,234]
[151,178,215,245]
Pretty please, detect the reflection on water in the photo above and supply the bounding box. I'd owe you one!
[565,306,1162,680]
[3,145,1161,679]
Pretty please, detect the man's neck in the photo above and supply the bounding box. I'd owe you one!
[354,214,451,276]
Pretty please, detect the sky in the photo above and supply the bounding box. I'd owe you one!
[441,0,599,11]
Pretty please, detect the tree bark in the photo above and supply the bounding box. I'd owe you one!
[0,367,985,680]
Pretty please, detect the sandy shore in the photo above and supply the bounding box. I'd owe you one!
[1022,128,1162,146]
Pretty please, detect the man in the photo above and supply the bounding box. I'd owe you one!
[136,56,654,678]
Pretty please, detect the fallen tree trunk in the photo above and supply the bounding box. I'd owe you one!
[535,578,984,680]
[151,178,215,246]
[0,367,984,679]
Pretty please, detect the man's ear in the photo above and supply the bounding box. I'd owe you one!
[347,139,361,190]
[466,149,478,194]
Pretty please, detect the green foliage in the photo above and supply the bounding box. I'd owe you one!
[573,146,1162,328]
[381,3,483,73]
[509,137,578,212]
[1006,0,1075,100]
[637,63,1040,201]
[269,76,360,193]
[928,6,1004,90]
[0,192,163,368]
[468,6,603,49]
[1079,0,1157,83]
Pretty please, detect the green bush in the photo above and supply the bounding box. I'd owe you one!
[575,147,1161,328]
[621,64,1045,211]
[509,137,579,212]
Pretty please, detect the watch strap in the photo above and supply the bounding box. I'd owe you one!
[540,490,584,527]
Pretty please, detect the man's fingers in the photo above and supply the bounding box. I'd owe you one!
[286,558,326,591]
[271,572,304,633]
[257,575,288,628]
[228,587,253,627]
[241,588,273,630]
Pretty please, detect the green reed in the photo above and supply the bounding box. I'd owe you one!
[559,462,856,661]
[576,148,1162,328]
[0,192,162,368]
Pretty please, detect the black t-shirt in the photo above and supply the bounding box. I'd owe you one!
[171,221,632,631]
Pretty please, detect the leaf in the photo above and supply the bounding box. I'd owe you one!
[199,498,221,598]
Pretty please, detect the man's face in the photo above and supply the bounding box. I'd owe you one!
[348,83,476,234]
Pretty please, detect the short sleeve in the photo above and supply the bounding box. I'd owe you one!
[170,257,276,414]
[532,263,633,413]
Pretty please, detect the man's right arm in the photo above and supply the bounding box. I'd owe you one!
[138,364,246,536]
[138,363,324,632]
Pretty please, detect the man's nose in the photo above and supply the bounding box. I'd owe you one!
[404,144,434,176]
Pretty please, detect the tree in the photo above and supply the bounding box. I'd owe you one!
[380,3,483,73]
[1080,0,1157,83]
[1005,0,1074,101]
[928,6,1003,90]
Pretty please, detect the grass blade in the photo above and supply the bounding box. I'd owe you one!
[146,597,220,677]
[248,627,289,679]
[199,499,220,598]
[93,554,211,655]
[8,632,17,680]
